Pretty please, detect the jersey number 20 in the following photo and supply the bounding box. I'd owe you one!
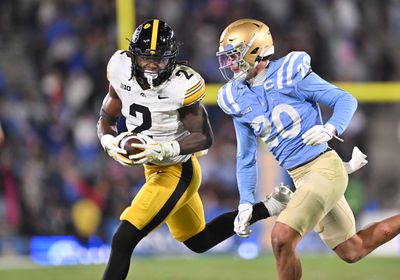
[253,104,301,148]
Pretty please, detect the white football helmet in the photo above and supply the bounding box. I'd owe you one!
[216,19,274,81]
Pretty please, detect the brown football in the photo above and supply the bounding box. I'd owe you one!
[118,133,145,156]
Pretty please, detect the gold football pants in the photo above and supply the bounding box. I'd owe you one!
[277,150,356,248]
[120,156,206,242]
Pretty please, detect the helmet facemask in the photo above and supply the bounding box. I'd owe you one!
[133,54,175,88]
[217,42,252,82]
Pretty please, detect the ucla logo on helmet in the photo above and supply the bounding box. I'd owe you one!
[132,25,142,43]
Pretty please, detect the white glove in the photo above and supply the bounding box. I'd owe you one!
[129,140,180,164]
[234,203,253,238]
[100,134,135,166]
[302,123,336,146]
[343,146,368,174]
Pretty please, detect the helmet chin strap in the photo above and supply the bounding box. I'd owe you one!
[233,71,247,81]
[247,60,270,85]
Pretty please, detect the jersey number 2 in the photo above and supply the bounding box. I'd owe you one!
[176,69,193,80]
[129,103,152,133]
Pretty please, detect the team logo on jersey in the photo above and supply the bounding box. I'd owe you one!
[120,83,131,91]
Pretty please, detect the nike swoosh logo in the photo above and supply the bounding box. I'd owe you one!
[158,95,168,99]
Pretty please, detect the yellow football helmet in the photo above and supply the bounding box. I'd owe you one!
[216,19,274,81]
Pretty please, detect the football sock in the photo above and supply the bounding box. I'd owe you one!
[183,202,269,253]
[102,221,145,280]
[250,201,271,223]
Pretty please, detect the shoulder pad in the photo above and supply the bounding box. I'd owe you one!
[276,51,311,92]
[107,50,129,82]
[217,81,243,116]
[178,65,206,106]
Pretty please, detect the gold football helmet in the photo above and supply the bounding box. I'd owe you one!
[216,19,274,81]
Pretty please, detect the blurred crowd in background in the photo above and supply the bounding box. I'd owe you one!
[0,0,399,250]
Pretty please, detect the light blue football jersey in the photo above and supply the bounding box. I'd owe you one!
[218,51,357,203]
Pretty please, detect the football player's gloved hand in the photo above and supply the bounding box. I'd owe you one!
[343,146,368,174]
[302,123,336,146]
[234,203,253,238]
[100,134,135,166]
[129,139,180,164]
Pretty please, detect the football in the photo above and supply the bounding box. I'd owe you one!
[118,132,145,157]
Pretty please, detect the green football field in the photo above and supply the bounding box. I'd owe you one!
[0,255,398,280]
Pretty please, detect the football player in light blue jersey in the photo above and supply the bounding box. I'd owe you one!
[217,19,400,279]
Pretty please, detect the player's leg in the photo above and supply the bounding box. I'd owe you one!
[182,186,292,253]
[184,203,273,252]
[314,171,400,261]
[103,159,197,280]
[166,156,238,252]
[166,158,292,252]
[102,221,144,280]
[332,212,400,263]
[271,223,303,280]
[169,190,250,253]
[272,151,348,280]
